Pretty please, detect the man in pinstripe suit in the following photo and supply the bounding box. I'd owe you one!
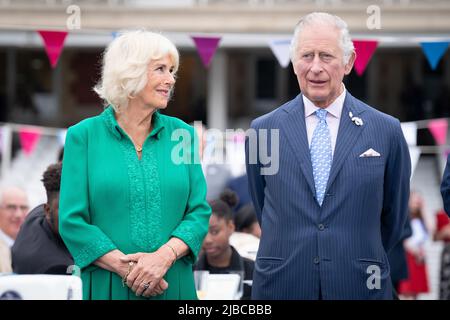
[245,12,411,299]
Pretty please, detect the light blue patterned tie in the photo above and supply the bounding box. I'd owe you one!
[310,109,332,206]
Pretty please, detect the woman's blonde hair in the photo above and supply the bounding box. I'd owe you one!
[94,30,179,112]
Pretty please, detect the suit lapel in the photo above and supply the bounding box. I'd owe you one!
[281,95,316,196]
[325,93,366,193]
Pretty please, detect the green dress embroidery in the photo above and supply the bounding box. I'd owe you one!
[59,106,211,300]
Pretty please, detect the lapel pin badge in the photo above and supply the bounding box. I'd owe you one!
[349,112,363,126]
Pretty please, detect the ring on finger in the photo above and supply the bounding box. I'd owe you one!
[142,282,151,291]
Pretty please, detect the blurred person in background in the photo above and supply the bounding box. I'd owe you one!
[194,189,254,300]
[234,204,261,239]
[0,186,29,273]
[398,192,430,299]
[229,203,260,261]
[194,122,233,202]
[59,30,210,300]
[226,174,252,213]
[12,163,73,274]
[434,208,450,299]
[442,154,450,216]
[387,218,412,299]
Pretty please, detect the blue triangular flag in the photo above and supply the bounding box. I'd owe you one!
[421,42,449,70]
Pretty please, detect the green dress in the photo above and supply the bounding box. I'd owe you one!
[59,106,211,300]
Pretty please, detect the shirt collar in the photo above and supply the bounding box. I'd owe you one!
[0,228,14,248]
[102,105,165,140]
[303,85,347,119]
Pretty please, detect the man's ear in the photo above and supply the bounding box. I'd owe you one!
[344,51,356,75]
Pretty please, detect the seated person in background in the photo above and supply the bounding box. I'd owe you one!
[229,204,261,261]
[12,163,74,274]
[434,209,450,300]
[226,174,251,212]
[194,190,254,299]
[234,204,261,239]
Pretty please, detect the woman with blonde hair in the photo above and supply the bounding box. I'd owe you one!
[59,30,211,300]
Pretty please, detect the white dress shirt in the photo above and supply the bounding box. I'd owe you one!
[303,87,347,156]
[0,228,14,248]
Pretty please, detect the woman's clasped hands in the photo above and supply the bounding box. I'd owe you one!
[120,247,176,298]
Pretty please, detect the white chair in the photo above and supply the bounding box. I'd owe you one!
[0,274,82,300]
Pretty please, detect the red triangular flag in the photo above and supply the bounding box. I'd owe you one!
[428,119,448,146]
[38,30,68,68]
[19,128,41,155]
[191,36,221,68]
[353,40,378,76]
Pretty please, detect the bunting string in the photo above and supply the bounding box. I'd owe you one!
[0,26,447,73]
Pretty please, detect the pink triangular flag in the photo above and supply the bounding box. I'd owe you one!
[353,40,378,76]
[191,36,221,68]
[428,119,448,145]
[19,128,41,155]
[38,30,68,68]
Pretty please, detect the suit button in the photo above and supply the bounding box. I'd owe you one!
[318,224,325,231]
[313,257,320,264]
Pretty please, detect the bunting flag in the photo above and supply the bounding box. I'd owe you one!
[19,128,41,155]
[409,146,421,180]
[268,39,292,68]
[352,40,378,76]
[420,42,449,70]
[428,119,448,145]
[37,30,68,68]
[191,36,221,68]
[401,122,418,146]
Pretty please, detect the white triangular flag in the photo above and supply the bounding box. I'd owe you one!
[57,129,67,146]
[409,146,421,180]
[401,122,417,146]
[268,39,292,68]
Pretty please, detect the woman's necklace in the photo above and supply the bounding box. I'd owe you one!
[130,137,143,153]
[117,115,150,154]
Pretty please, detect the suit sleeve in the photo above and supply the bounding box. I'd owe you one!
[59,126,117,269]
[171,126,211,264]
[245,120,266,225]
[441,155,450,216]
[381,120,411,254]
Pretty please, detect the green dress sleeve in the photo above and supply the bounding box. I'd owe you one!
[59,124,117,269]
[171,126,211,264]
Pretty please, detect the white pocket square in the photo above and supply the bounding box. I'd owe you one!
[359,148,381,157]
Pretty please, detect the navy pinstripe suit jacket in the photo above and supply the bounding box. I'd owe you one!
[245,93,411,300]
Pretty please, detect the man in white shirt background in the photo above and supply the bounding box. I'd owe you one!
[0,186,29,273]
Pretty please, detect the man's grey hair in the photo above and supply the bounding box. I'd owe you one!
[289,12,355,65]
[0,186,28,206]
